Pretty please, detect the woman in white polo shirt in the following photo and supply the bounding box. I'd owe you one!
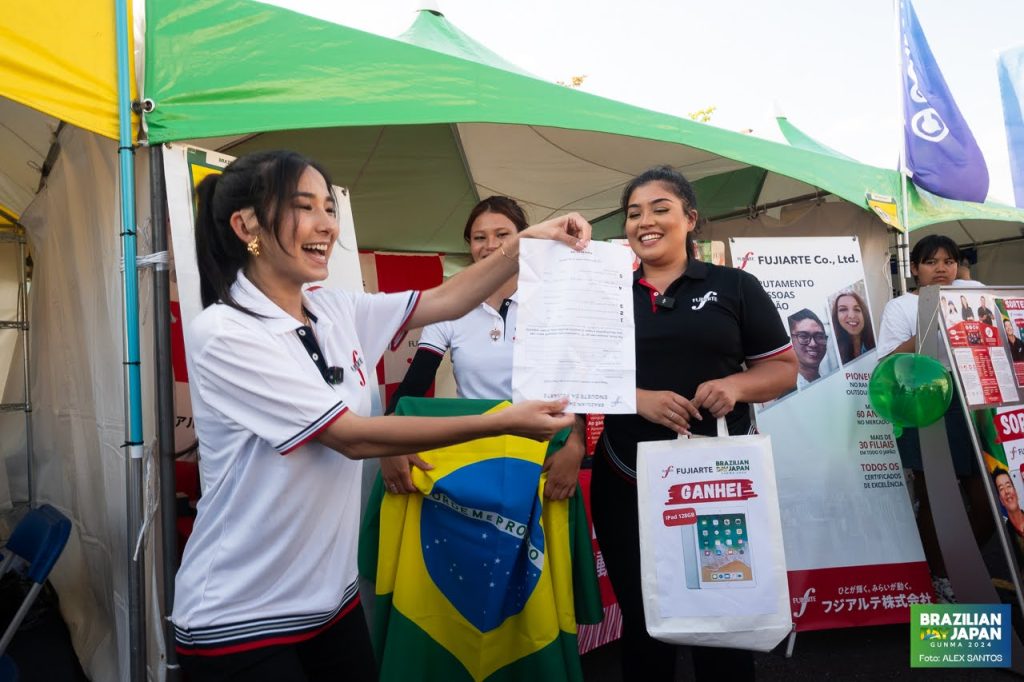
[172,150,590,682]
[382,196,585,501]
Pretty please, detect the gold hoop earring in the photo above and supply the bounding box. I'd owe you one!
[247,236,261,257]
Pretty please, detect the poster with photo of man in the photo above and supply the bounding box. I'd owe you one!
[786,308,839,394]
[730,236,929,632]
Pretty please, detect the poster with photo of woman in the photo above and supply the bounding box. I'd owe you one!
[996,298,1024,387]
[827,281,876,365]
[941,295,960,330]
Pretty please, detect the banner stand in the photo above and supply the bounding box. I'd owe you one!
[918,284,1024,675]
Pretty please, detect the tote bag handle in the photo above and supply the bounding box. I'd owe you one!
[677,416,729,440]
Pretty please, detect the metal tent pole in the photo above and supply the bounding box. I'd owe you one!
[18,234,32,507]
[0,227,32,506]
[150,144,181,680]
[115,0,146,677]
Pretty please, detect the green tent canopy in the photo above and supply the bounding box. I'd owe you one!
[145,2,1024,251]
[775,116,1024,246]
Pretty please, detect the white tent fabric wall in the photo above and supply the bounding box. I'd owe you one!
[702,200,895,332]
[976,241,1024,285]
[7,125,164,681]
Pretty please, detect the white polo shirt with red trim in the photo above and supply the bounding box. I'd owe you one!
[172,272,419,654]
[417,292,518,400]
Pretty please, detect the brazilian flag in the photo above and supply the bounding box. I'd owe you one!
[358,398,602,682]
[975,407,1009,473]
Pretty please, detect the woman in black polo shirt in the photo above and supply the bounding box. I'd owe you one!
[590,166,796,682]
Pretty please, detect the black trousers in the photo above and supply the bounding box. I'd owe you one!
[178,602,377,682]
[590,448,755,681]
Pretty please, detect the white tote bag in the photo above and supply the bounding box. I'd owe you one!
[636,418,792,651]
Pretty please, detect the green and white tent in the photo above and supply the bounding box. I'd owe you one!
[144,3,1024,252]
[2,2,1023,680]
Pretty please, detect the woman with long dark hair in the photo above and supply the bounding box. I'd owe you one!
[831,290,876,363]
[589,165,796,681]
[171,150,590,681]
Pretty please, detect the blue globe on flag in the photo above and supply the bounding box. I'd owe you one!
[420,457,545,632]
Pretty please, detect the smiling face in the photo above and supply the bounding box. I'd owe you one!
[835,294,865,336]
[1006,320,1018,339]
[997,473,1019,512]
[243,165,338,288]
[911,247,957,287]
[624,181,695,271]
[468,211,517,263]
[790,317,827,375]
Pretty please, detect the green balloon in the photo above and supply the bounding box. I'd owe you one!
[868,353,953,437]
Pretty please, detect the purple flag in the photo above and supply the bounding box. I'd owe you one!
[899,0,989,202]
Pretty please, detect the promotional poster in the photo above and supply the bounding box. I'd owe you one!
[938,290,1020,406]
[732,237,932,631]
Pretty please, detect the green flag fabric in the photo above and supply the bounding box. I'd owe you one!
[359,398,601,681]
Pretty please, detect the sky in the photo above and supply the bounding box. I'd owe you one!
[269,0,1023,205]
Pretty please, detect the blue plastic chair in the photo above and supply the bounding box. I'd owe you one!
[0,504,72,672]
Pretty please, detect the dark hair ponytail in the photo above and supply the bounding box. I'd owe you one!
[195,173,247,309]
[192,150,336,313]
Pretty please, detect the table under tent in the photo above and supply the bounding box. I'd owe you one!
[2,2,1024,681]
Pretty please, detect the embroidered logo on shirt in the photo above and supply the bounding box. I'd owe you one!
[691,291,719,311]
[350,350,366,387]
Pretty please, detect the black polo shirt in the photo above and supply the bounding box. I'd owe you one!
[603,259,791,469]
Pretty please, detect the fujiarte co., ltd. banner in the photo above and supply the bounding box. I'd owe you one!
[731,237,932,631]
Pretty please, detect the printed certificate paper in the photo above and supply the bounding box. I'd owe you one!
[512,240,635,413]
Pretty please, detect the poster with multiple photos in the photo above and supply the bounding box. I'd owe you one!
[938,289,1022,406]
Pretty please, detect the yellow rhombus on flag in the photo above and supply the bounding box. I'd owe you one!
[359,398,601,682]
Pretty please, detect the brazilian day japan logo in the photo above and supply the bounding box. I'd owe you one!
[910,604,1010,668]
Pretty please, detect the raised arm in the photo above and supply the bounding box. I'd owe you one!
[407,213,591,329]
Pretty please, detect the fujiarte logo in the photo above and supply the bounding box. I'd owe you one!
[737,251,755,270]
[665,478,757,505]
[350,350,366,386]
[660,465,713,479]
[791,587,816,619]
[691,291,719,311]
